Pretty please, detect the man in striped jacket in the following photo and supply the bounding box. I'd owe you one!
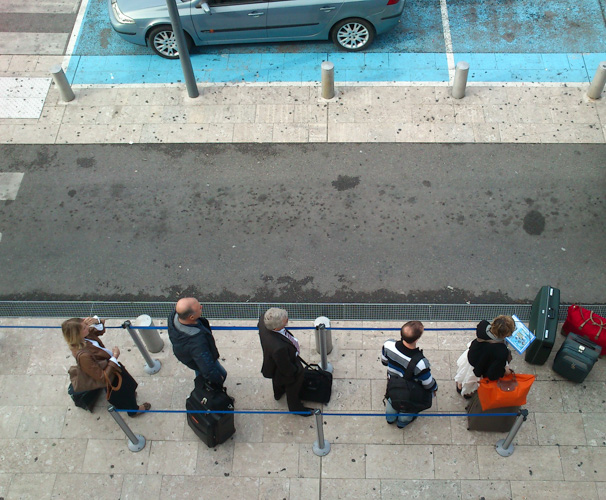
[381,320,438,428]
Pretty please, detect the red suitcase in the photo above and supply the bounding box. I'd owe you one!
[562,305,606,354]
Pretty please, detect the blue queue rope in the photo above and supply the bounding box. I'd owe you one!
[0,325,474,331]
[112,408,519,417]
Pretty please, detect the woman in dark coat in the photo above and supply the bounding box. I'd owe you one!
[454,315,515,397]
[63,317,151,416]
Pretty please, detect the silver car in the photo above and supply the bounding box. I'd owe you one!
[109,0,404,58]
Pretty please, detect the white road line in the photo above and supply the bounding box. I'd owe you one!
[0,173,25,200]
[440,0,455,84]
[64,0,91,71]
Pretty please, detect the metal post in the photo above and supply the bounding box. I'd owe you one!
[122,320,162,375]
[451,61,470,99]
[312,409,331,456]
[108,405,146,452]
[314,321,333,373]
[49,65,75,102]
[495,409,528,457]
[165,0,199,98]
[133,314,164,353]
[321,61,335,100]
[587,61,606,99]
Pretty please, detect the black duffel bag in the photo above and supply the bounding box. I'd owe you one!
[385,352,433,413]
[299,357,332,404]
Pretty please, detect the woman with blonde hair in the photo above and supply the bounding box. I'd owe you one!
[63,317,150,416]
[454,315,515,398]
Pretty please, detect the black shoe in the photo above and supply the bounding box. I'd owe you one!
[274,391,285,401]
[456,383,462,395]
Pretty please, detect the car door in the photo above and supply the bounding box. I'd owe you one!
[266,0,344,39]
[190,0,268,44]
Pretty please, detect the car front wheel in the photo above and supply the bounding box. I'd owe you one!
[148,26,192,59]
[331,18,375,51]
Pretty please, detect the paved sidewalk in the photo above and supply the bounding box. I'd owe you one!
[0,317,605,499]
[1,54,606,144]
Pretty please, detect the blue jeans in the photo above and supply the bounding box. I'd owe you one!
[194,360,227,382]
[385,398,416,428]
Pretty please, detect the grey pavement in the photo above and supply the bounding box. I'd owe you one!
[0,317,605,499]
[1,68,606,143]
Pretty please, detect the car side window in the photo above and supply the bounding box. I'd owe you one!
[208,0,265,5]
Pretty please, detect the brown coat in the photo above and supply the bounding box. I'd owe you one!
[70,330,121,387]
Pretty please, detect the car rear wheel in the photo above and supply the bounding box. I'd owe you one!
[331,18,374,51]
[148,25,192,59]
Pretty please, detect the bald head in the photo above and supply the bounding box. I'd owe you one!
[176,297,202,324]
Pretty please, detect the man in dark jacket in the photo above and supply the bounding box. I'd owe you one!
[258,308,313,416]
[167,297,226,388]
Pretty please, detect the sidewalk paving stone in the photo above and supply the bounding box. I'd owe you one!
[0,318,605,498]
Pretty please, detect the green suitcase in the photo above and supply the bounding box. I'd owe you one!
[524,286,560,365]
[552,333,601,383]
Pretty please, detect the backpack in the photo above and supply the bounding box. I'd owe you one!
[385,352,433,413]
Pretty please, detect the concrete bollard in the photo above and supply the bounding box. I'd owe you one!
[50,65,75,102]
[587,61,606,99]
[133,314,164,353]
[451,61,470,99]
[321,61,335,100]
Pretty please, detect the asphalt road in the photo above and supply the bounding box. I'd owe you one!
[0,143,604,304]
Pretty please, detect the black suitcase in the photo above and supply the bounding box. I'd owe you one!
[524,285,560,365]
[552,333,601,383]
[299,358,332,404]
[186,379,235,447]
[467,392,519,432]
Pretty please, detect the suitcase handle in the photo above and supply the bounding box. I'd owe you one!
[547,307,556,319]
[569,333,602,354]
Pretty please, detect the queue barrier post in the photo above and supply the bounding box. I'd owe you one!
[122,320,162,375]
[108,405,146,452]
[495,409,528,457]
[314,317,333,373]
[312,409,331,456]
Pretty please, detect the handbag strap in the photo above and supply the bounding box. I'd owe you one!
[298,355,310,368]
[404,352,424,381]
[578,308,605,339]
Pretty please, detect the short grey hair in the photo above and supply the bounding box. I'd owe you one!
[264,308,288,331]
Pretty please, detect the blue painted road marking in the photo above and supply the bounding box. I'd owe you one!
[68,0,606,84]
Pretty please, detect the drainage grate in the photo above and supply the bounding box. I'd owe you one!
[0,301,604,322]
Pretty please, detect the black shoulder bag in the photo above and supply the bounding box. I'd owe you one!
[385,352,433,413]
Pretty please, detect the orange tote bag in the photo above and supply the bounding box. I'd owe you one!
[477,372,535,411]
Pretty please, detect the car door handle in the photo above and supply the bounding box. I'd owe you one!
[248,11,265,16]
[320,6,336,10]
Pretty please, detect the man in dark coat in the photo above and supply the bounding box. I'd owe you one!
[167,297,226,388]
[258,308,313,416]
